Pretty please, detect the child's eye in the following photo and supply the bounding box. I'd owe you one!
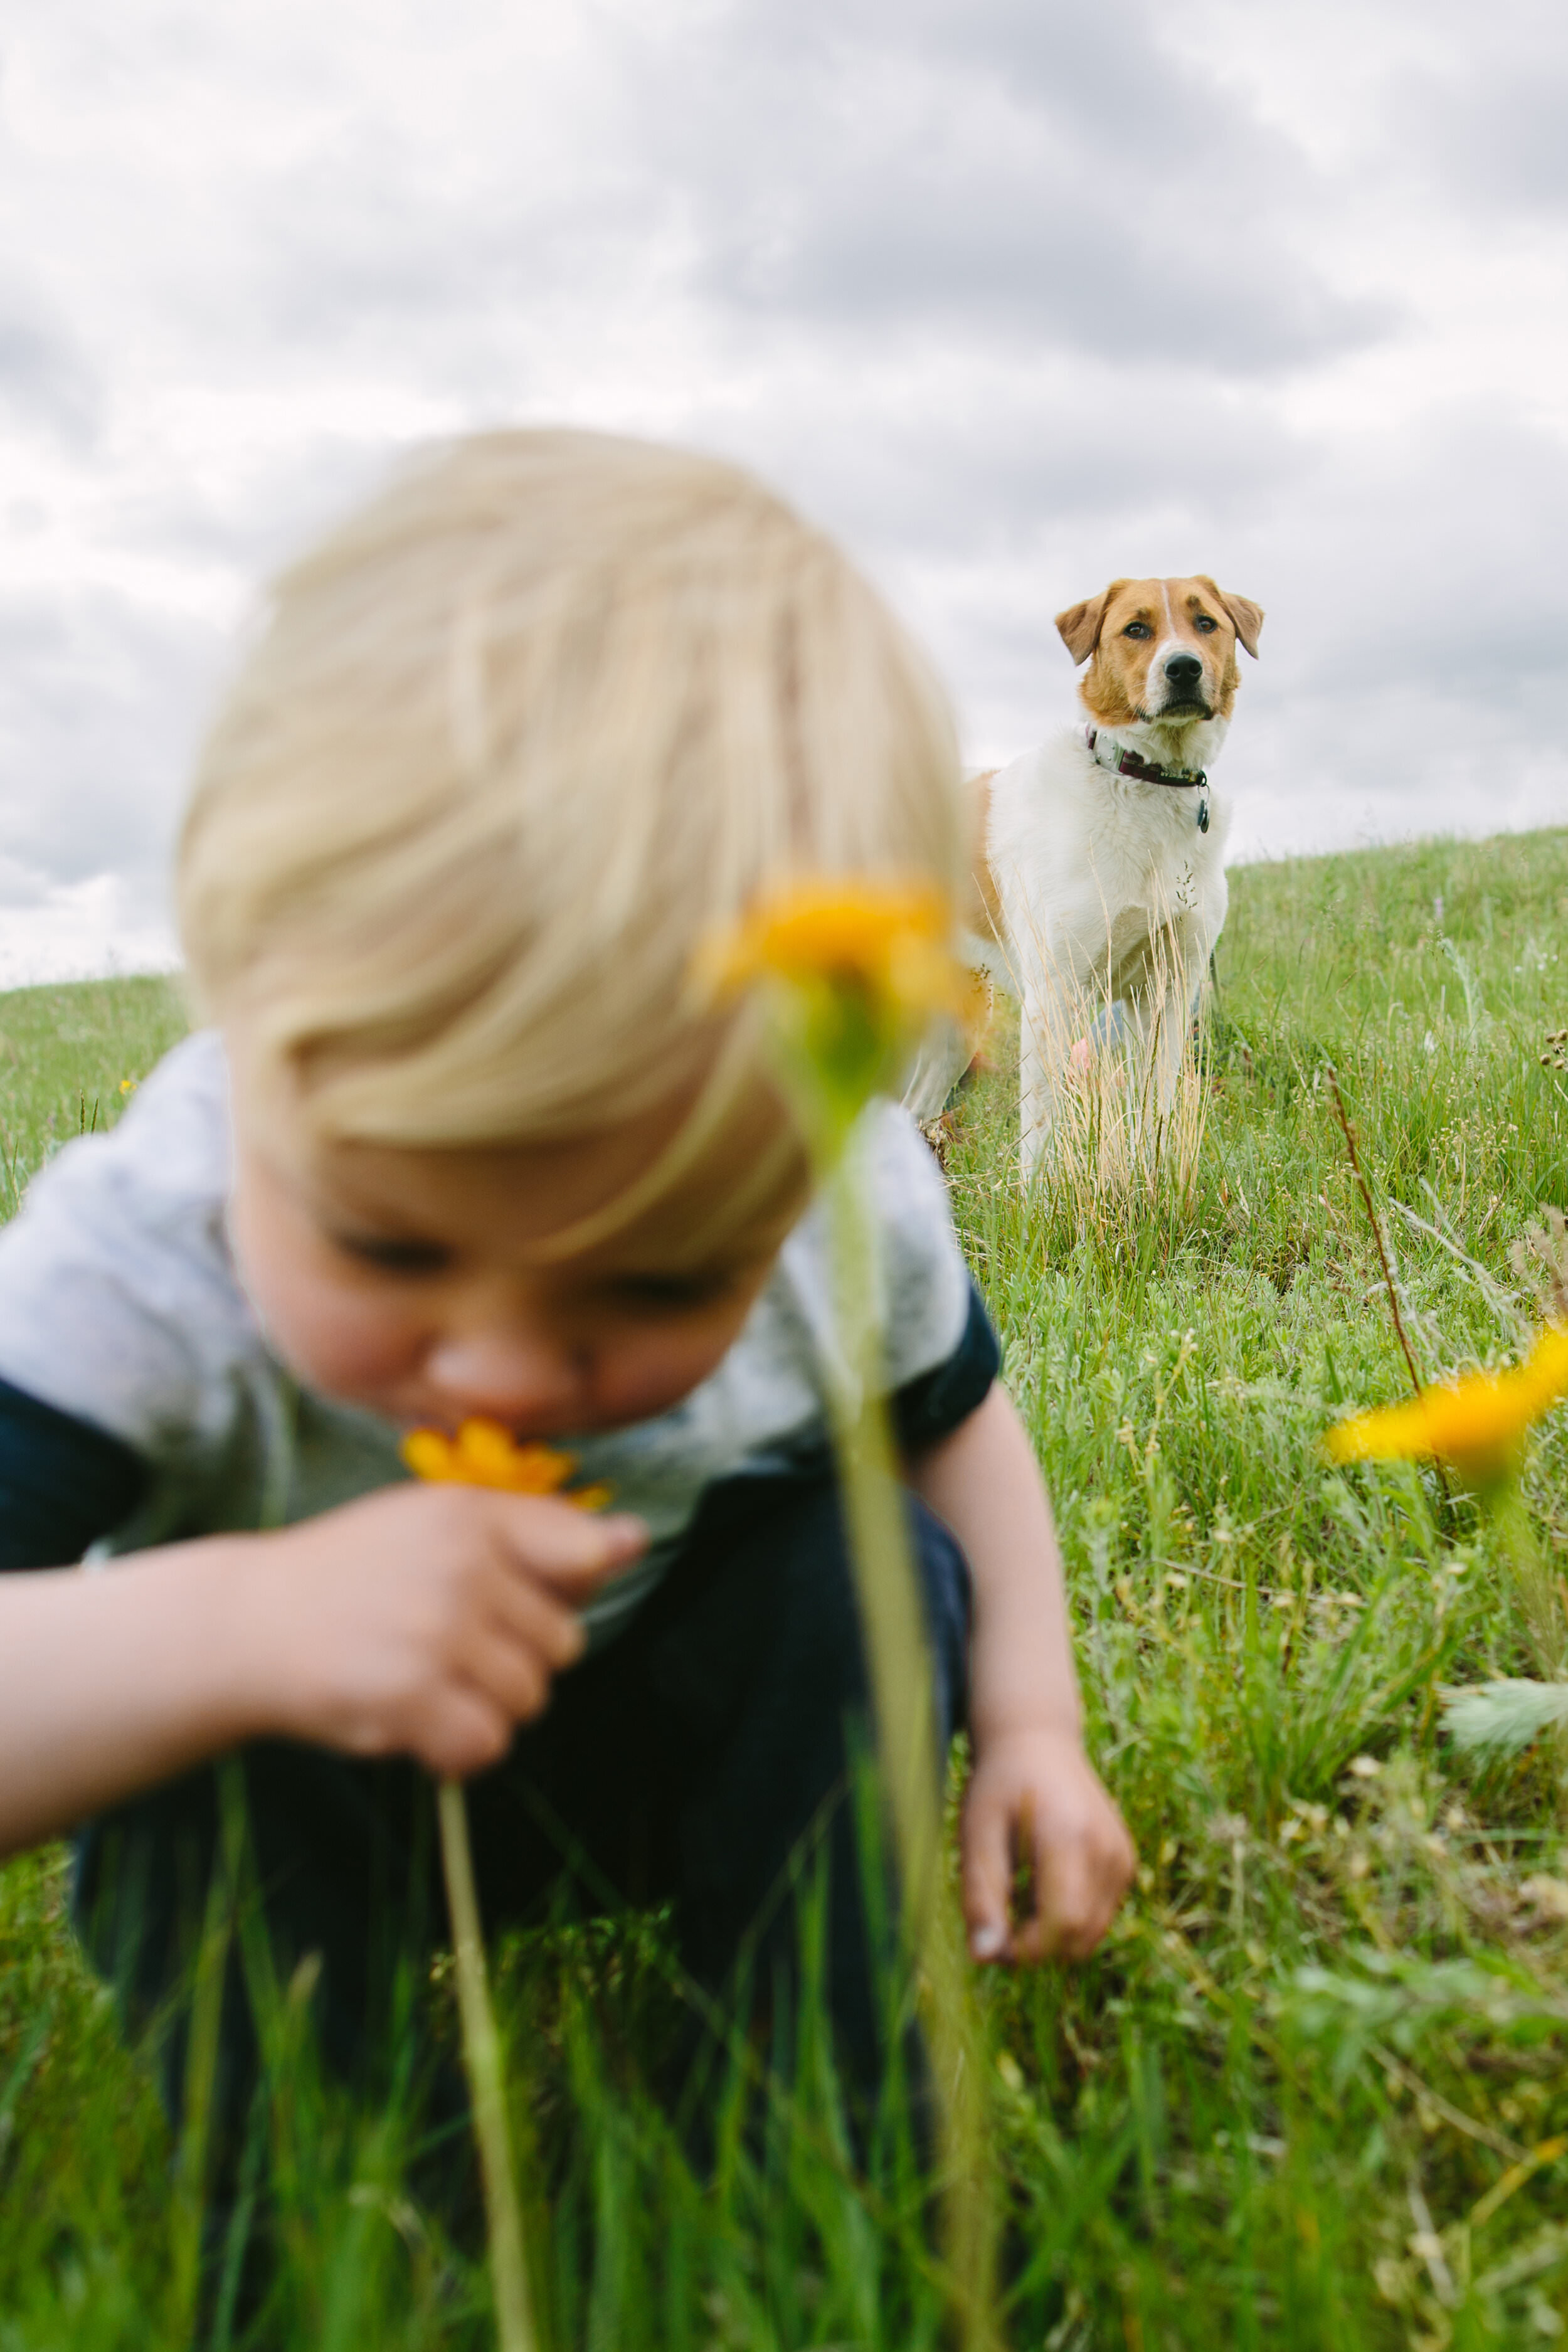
[608,1269,737,1311]
[335,1232,454,1276]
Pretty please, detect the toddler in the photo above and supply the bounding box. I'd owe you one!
[0,432,1132,2212]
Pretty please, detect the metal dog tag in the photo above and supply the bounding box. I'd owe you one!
[1197,795,1209,833]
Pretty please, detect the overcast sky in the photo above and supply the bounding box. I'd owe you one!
[2,0,1567,985]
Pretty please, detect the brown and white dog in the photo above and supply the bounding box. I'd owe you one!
[907,575,1263,1173]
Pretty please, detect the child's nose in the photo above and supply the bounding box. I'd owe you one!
[422,1328,587,1422]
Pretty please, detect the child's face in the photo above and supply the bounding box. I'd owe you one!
[227,1065,806,1438]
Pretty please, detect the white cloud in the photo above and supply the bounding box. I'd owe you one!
[0,0,1565,985]
[0,872,176,992]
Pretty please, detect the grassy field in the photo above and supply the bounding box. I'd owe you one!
[3,830,1568,2346]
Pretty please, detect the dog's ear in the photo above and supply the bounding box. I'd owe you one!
[1056,586,1119,665]
[1197,578,1264,659]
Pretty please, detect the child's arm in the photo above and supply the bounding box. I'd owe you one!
[0,1485,645,1858]
[904,1382,1135,1963]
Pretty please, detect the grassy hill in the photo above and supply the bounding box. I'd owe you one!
[3,830,1568,2345]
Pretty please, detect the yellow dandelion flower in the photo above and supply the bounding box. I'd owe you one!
[699,877,966,1025]
[400,1417,610,1509]
[1324,1326,1568,1490]
[697,877,970,1156]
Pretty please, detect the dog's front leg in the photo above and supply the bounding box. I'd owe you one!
[1152,979,1187,1116]
[1019,1007,1051,1180]
[1147,934,1209,1123]
[903,1015,972,1125]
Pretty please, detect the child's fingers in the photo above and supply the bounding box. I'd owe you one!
[436,1530,632,1728]
[1018,1801,1135,1964]
[960,1778,1015,1963]
[410,1683,515,1781]
[1013,1828,1095,1963]
[487,1495,648,1596]
[457,1505,648,1721]
[459,1633,553,1730]
[480,1571,593,1677]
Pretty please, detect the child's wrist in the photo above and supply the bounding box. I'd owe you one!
[971,1710,1085,1756]
[97,1533,295,1761]
[196,1530,308,1746]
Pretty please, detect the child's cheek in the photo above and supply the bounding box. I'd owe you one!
[280,1296,424,1400]
[234,1236,423,1402]
[593,1307,751,1425]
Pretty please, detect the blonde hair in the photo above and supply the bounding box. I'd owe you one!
[178,429,963,1153]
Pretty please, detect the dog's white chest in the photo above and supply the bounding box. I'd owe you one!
[985,729,1230,990]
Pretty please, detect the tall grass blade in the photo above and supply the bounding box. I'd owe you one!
[823,1128,999,2350]
[167,1859,233,2345]
[438,1777,536,2352]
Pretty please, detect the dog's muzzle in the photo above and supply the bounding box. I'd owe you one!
[1153,650,1210,716]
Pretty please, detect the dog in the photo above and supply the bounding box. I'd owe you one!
[906,575,1263,1174]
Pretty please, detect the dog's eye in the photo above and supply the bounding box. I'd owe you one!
[1194,615,1218,633]
[1122,622,1152,640]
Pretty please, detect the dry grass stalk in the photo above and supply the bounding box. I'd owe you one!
[1510,1206,1568,1328]
[1323,1066,1426,1404]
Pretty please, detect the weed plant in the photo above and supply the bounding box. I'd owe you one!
[4,834,1568,2345]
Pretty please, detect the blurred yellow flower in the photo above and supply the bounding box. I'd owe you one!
[401,1417,610,1510]
[1325,1326,1568,1490]
[700,877,965,1025]
[698,877,972,1154]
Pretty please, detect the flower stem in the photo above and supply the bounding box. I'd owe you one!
[437,1777,536,2352]
[822,1130,999,2349]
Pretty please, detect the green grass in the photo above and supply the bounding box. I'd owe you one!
[0,973,189,1210]
[4,834,1568,2346]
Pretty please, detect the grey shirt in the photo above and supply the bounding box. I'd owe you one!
[0,1032,973,1638]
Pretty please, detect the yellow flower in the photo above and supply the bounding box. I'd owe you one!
[697,877,972,1156]
[1324,1326,1568,1490]
[699,877,966,1026]
[400,1417,611,1510]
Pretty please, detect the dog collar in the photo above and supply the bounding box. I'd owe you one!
[1085,725,1209,832]
[1085,725,1206,791]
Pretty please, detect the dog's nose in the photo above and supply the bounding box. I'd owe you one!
[1164,653,1203,690]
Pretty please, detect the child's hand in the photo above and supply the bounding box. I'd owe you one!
[236,1484,647,1779]
[961,1725,1135,1964]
